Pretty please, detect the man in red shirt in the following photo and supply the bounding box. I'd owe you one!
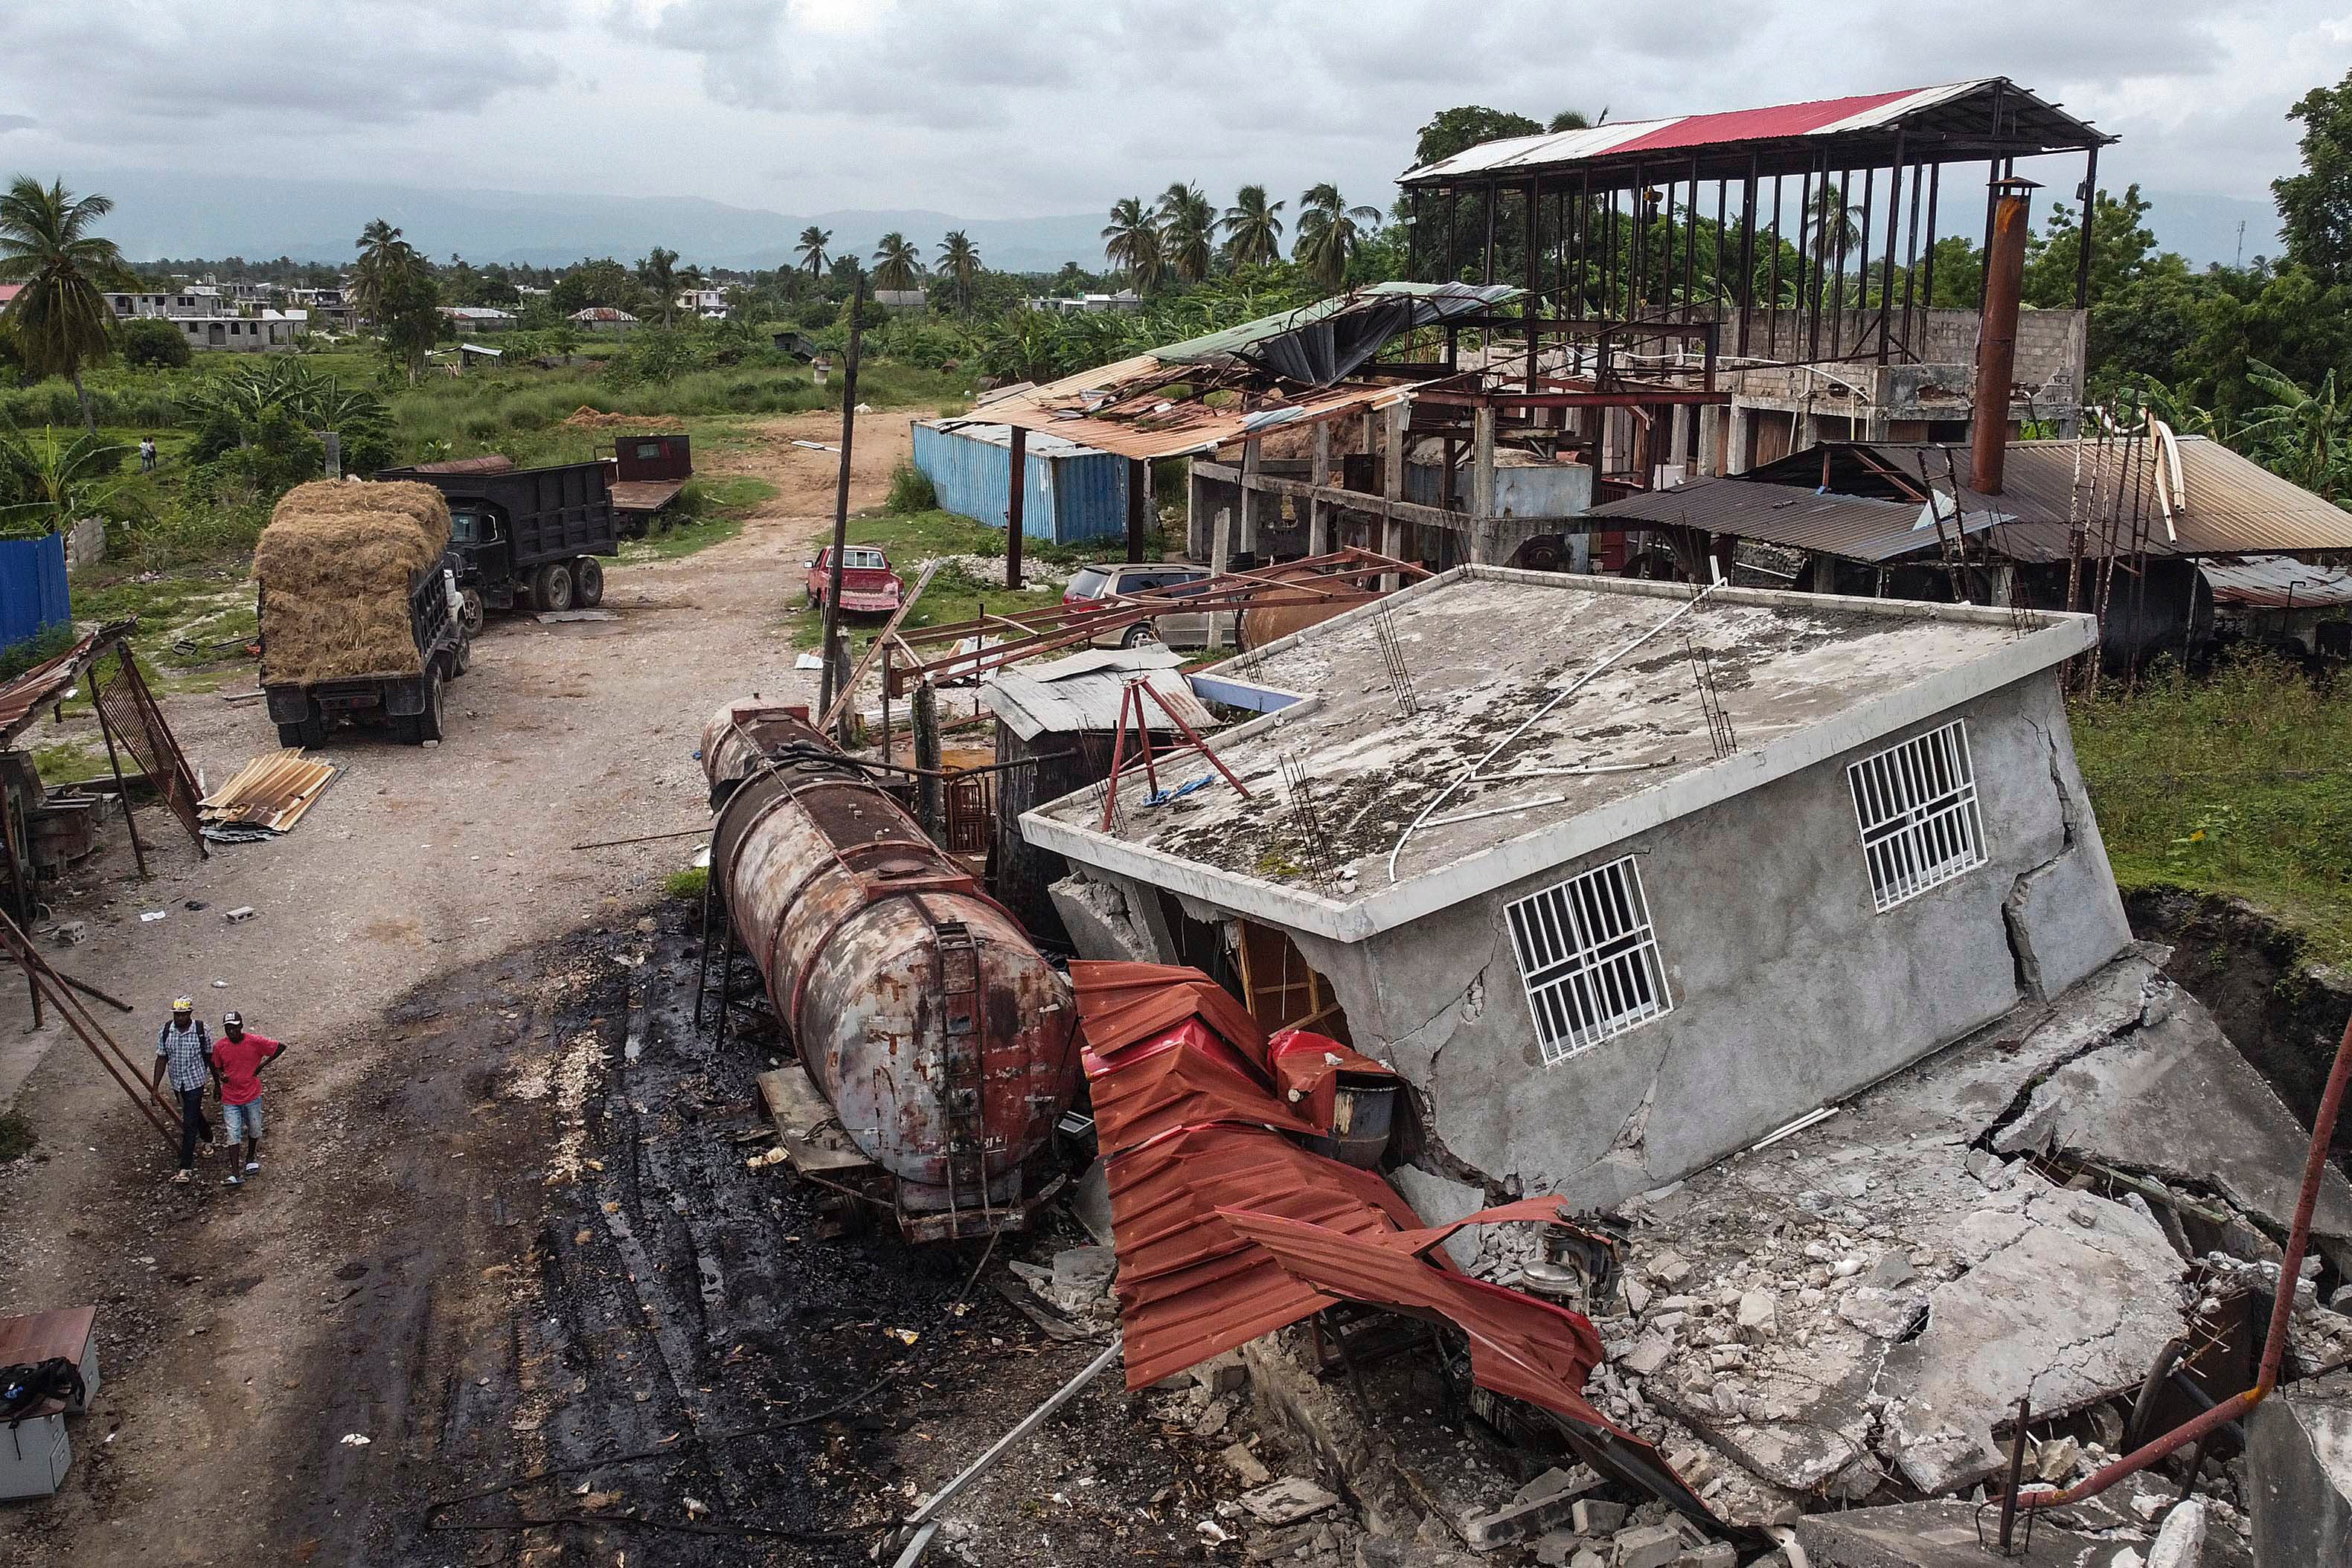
[209,1011,285,1187]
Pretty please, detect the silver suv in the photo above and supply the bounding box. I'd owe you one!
[1063,562,1231,649]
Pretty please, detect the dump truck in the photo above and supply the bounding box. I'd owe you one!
[254,480,470,748]
[608,433,692,536]
[375,457,621,629]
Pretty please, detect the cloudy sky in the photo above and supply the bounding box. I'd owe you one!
[1,0,2346,220]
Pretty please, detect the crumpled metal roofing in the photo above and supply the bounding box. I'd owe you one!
[1587,476,2000,562]
[2199,555,2352,609]
[1156,282,1519,385]
[0,623,127,749]
[1068,961,1723,1534]
[981,645,1214,742]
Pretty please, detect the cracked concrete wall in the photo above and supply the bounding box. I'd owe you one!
[1301,673,2132,1212]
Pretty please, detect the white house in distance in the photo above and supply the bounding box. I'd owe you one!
[1025,569,2134,1220]
[106,288,229,319]
[677,289,728,320]
[440,305,518,332]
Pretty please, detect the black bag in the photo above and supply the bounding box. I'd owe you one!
[0,1358,85,1426]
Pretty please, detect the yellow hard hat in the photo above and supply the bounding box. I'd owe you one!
[171,996,193,1012]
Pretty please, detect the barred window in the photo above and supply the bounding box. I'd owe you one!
[1848,720,1986,912]
[1504,855,1672,1066]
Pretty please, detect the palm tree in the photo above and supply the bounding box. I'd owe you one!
[1221,184,1286,267]
[1803,180,1863,267]
[796,225,831,277]
[936,231,981,316]
[872,233,923,293]
[0,179,128,433]
[1549,109,1594,132]
[638,246,679,324]
[1102,197,1164,294]
[1156,182,1216,286]
[1294,184,1382,289]
[350,218,420,326]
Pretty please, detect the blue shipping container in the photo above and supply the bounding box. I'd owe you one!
[911,421,1129,546]
[0,534,70,651]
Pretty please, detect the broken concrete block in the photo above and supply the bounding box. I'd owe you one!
[1054,1244,1116,1294]
[1734,1291,1776,1340]
[1621,1333,1674,1376]
[1531,1530,1583,1568]
[1191,1349,1249,1398]
[1222,1442,1272,1486]
[1672,1546,1735,1568]
[1241,1477,1340,1527]
[1569,1499,1627,1535]
[1865,1252,1915,1288]
[2034,1435,2080,1482]
[1461,1468,1599,1549]
[2248,1370,2352,1568]
[1834,1285,1926,1340]
[1609,1524,1682,1568]
[1191,1397,1233,1439]
[51,919,86,945]
[1644,1251,1691,1288]
[2145,1498,2204,1568]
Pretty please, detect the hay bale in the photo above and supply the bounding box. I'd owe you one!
[254,480,452,687]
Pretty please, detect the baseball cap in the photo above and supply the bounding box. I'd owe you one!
[223,1011,243,1029]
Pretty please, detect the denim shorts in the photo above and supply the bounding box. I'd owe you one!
[222,1098,265,1143]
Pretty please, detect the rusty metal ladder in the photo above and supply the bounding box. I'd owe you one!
[932,919,993,1227]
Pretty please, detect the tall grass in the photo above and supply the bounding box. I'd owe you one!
[2073,651,2352,961]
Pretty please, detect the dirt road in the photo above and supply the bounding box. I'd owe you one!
[0,410,984,1564]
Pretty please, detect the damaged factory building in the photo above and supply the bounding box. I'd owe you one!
[1024,567,2352,1551]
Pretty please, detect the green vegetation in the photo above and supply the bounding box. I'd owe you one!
[0,621,77,681]
[2073,653,2352,965]
[885,460,936,514]
[616,475,774,564]
[0,176,130,431]
[663,866,708,902]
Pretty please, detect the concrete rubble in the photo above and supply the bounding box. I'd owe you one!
[1556,947,2352,1532]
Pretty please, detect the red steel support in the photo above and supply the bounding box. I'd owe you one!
[2013,1007,2352,1520]
[1972,179,2033,495]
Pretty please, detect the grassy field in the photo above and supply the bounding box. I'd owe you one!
[2072,652,2352,966]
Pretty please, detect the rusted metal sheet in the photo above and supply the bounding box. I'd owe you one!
[2200,555,2352,609]
[90,642,206,852]
[975,353,1417,462]
[608,479,686,514]
[0,621,129,748]
[705,701,1079,1228]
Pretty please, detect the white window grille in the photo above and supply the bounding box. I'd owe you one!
[1848,719,1985,912]
[1504,855,1672,1066]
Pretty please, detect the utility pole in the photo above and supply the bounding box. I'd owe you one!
[818,267,866,720]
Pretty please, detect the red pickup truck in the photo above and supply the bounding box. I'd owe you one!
[805,546,905,616]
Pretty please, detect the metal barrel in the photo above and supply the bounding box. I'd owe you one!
[703,701,1077,1217]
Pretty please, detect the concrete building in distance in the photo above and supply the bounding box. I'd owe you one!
[1025,568,2131,1216]
[174,310,304,352]
[439,305,519,332]
[105,288,229,319]
[677,288,729,319]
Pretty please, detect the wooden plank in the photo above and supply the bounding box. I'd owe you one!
[756,1067,879,1177]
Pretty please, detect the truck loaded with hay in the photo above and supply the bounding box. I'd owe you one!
[254,479,471,748]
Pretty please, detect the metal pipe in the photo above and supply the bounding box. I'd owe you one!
[2074,145,2101,312]
[819,267,866,717]
[2016,1006,2352,1515]
[1004,425,1025,589]
[1972,179,2033,495]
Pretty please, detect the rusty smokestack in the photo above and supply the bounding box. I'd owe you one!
[1971,178,2036,495]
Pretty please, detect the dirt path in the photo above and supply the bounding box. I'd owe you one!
[0,410,929,1565]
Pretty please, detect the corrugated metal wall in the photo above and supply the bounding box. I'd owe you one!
[911,422,1127,545]
[0,535,71,649]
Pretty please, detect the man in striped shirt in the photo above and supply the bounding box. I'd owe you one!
[148,997,211,1183]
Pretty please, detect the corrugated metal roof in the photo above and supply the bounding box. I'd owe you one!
[2200,555,2352,608]
[1635,440,2352,564]
[976,353,1414,461]
[1402,78,2106,186]
[1588,476,2002,562]
[1153,281,1519,371]
[199,747,341,833]
[982,646,1211,740]
[920,420,1115,459]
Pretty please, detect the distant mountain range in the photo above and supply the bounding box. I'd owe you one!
[63,167,2284,277]
[67,168,1112,275]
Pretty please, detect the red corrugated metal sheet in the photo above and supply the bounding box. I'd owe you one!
[1604,89,1919,158]
[0,623,127,748]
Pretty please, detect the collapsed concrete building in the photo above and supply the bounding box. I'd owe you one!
[1022,570,2352,1546]
[1032,570,2129,1215]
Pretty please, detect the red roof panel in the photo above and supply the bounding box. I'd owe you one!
[1605,88,1921,158]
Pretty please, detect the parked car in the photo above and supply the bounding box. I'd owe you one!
[806,546,905,615]
[1063,562,1234,649]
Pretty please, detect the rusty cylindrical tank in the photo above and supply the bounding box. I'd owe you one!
[702,701,1077,1224]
